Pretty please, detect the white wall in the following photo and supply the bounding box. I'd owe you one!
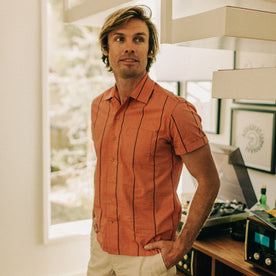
[0,1,90,275]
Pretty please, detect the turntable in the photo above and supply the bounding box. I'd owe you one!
[181,143,258,238]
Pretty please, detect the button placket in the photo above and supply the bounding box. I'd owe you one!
[106,107,124,231]
[107,112,120,227]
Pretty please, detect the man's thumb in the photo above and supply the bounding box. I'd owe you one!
[144,242,160,250]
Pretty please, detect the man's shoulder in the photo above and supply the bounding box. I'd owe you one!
[154,83,187,106]
[153,83,198,120]
[92,87,113,106]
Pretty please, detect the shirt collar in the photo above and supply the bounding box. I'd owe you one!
[103,74,156,104]
[104,86,116,101]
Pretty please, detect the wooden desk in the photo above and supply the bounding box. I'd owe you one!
[177,233,273,276]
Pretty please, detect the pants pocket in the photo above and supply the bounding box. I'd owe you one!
[157,253,177,276]
[90,227,96,250]
[158,253,168,272]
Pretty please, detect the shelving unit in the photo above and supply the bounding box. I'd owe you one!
[160,2,276,54]
[63,0,154,26]
[212,67,276,100]
[177,234,273,276]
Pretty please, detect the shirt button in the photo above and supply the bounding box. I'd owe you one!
[109,220,113,224]
[112,136,116,140]
[109,179,113,183]
[109,200,113,204]
[111,158,115,162]
[116,115,120,120]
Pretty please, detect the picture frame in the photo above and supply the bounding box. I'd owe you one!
[233,99,276,106]
[230,108,276,174]
[157,81,180,96]
[185,80,221,134]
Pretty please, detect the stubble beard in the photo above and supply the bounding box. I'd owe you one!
[116,62,147,80]
[110,57,147,80]
[120,68,140,79]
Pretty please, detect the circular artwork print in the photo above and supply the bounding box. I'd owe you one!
[242,124,264,154]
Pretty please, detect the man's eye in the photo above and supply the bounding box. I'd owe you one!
[115,37,124,42]
[135,37,144,42]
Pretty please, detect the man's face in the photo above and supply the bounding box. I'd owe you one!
[104,18,150,80]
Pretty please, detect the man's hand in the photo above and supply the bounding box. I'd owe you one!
[144,240,184,269]
[93,216,99,233]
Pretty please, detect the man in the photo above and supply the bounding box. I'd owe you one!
[88,5,220,276]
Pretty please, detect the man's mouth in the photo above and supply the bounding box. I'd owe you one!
[120,57,138,62]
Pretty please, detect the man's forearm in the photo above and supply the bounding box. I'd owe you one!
[144,145,220,268]
[144,178,220,269]
[176,179,219,255]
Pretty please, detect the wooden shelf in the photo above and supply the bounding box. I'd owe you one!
[212,67,276,100]
[63,0,136,26]
[62,0,158,26]
[177,233,273,276]
[161,3,276,53]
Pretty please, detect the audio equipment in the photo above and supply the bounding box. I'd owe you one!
[245,211,276,275]
[177,249,194,275]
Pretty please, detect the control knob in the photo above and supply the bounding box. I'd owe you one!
[265,257,272,266]
[253,252,260,260]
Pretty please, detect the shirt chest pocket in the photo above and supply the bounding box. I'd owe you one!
[121,127,156,165]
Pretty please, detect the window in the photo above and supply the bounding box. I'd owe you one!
[43,0,114,240]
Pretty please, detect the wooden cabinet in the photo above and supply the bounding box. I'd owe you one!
[177,234,273,276]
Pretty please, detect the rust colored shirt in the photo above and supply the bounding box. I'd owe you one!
[91,74,208,256]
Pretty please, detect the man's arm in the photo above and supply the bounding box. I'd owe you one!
[144,143,220,268]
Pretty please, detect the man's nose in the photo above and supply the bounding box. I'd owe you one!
[124,41,135,53]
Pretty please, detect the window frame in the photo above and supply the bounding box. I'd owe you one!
[42,0,91,243]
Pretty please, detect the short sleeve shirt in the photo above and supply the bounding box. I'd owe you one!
[91,74,208,256]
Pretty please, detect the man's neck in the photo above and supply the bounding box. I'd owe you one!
[114,73,147,105]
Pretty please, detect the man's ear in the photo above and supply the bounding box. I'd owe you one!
[148,50,154,58]
[103,47,108,56]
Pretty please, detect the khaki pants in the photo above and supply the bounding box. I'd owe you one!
[87,230,176,276]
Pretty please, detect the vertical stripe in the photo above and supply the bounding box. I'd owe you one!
[152,96,169,236]
[136,75,148,99]
[184,101,202,135]
[115,99,131,255]
[132,105,146,256]
[98,101,110,229]
[170,146,175,239]
[93,94,104,132]
[171,115,188,152]
[172,101,206,149]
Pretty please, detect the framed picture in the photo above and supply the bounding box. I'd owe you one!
[233,99,276,106]
[230,108,276,174]
[185,80,220,134]
[157,81,180,96]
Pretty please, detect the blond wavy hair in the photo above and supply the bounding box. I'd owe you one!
[99,5,159,72]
